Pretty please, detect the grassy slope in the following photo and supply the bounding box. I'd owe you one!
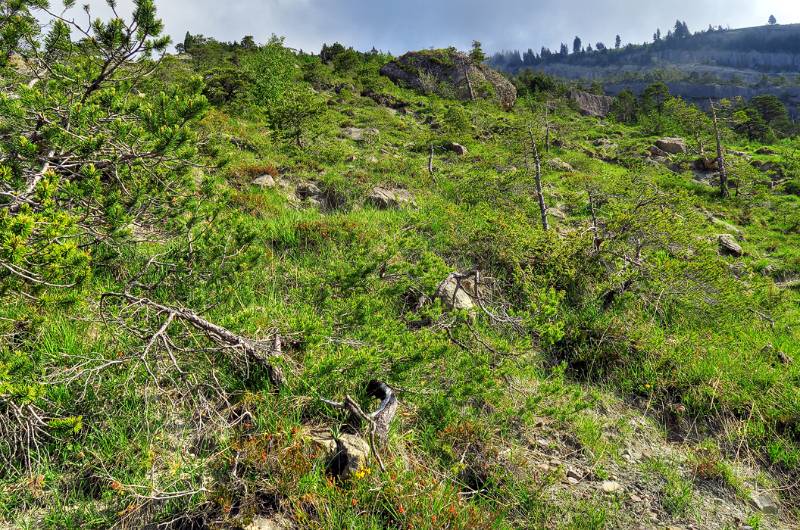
[1,57,800,529]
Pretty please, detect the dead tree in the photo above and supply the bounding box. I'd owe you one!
[710,100,729,198]
[589,191,601,253]
[322,381,398,472]
[544,103,552,152]
[100,292,286,387]
[528,128,549,231]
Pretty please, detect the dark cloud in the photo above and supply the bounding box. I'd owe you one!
[52,1,800,54]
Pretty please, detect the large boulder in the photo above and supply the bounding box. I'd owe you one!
[380,49,517,109]
[569,90,613,118]
[655,138,687,155]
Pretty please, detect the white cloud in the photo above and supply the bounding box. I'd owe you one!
[48,0,800,54]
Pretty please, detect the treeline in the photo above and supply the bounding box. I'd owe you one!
[490,17,799,71]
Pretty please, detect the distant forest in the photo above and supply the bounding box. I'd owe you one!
[490,18,800,71]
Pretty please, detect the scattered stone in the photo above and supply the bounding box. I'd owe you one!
[341,127,379,141]
[366,187,414,209]
[600,480,622,493]
[547,207,566,220]
[566,468,582,480]
[630,494,642,502]
[547,158,574,172]
[648,145,669,158]
[566,477,580,485]
[755,147,776,155]
[748,491,779,514]
[252,174,276,188]
[436,272,479,313]
[718,234,743,257]
[245,515,291,530]
[569,89,613,118]
[694,157,719,172]
[655,137,687,155]
[447,143,468,156]
[328,434,371,480]
[296,182,322,201]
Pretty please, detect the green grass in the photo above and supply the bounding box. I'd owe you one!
[2,45,800,529]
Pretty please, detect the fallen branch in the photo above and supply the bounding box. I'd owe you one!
[102,292,285,387]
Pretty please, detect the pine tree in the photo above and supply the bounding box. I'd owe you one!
[573,36,582,54]
[560,43,569,56]
[615,35,622,49]
[769,15,777,25]
[470,40,486,63]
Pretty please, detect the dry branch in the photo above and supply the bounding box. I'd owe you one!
[102,292,285,388]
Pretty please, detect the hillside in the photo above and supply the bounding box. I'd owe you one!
[2,3,800,529]
[490,23,800,116]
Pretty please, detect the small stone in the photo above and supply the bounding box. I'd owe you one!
[600,480,622,493]
[718,234,743,257]
[252,174,276,188]
[537,463,550,472]
[566,468,582,480]
[366,187,413,209]
[547,158,574,172]
[448,143,468,156]
[630,494,642,502]
[748,491,779,514]
[566,477,580,485]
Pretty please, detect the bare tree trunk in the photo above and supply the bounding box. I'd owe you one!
[710,100,729,198]
[529,128,549,231]
[589,192,601,253]
[428,143,434,176]
[463,63,476,101]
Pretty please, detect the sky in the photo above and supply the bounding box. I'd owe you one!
[47,1,800,55]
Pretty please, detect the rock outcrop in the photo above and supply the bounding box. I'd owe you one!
[569,90,613,118]
[381,49,517,109]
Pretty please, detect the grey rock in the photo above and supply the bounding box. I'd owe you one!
[332,434,371,480]
[748,491,779,514]
[366,187,413,209]
[547,158,574,172]
[600,480,623,493]
[718,234,743,257]
[436,273,479,313]
[245,516,291,530]
[252,174,276,188]
[341,127,379,141]
[656,137,687,154]
[448,143,468,156]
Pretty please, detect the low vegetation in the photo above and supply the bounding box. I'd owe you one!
[1,1,799,528]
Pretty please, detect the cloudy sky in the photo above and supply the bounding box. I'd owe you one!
[48,1,800,55]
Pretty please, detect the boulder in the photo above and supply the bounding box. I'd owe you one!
[755,147,777,155]
[436,273,479,313]
[244,515,291,530]
[655,138,687,154]
[447,143,468,156]
[252,174,276,188]
[366,187,413,209]
[569,90,613,118]
[547,158,574,172]
[380,49,517,109]
[718,234,743,257]
[296,182,322,201]
[648,145,669,158]
[749,491,779,514]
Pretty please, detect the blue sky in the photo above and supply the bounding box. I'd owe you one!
[48,1,800,55]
